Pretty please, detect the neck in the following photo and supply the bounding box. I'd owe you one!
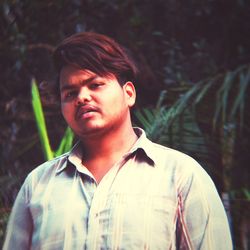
[79,123,138,183]
[80,124,138,161]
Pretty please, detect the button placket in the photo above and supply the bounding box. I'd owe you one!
[86,162,124,249]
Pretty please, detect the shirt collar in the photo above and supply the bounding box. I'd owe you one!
[56,127,157,174]
[128,127,157,166]
[56,142,92,175]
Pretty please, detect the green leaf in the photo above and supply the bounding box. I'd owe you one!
[31,79,54,160]
[55,127,74,157]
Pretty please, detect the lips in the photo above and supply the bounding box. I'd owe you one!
[75,105,99,120]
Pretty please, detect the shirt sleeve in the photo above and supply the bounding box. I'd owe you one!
[3,179,33,250]
[176,159,233,250]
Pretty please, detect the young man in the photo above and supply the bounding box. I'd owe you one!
[4,32,232,249]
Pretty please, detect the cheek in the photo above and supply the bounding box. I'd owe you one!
[108,99,128,117]
[109,91,126,105]
[61,104,73,121]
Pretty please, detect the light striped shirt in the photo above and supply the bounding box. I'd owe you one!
[3,128,232,250]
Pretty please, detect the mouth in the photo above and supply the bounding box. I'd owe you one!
[76,105,99,120]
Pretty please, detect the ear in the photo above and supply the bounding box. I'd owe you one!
[123,81,136,108]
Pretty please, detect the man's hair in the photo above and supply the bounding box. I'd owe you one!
[53,32,138,85]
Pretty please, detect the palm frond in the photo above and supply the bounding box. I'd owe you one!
[230,68,250,127]
[134,63,250,186]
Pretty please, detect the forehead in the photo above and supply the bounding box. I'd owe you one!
[59,65,116,86]
[60,65,96,84]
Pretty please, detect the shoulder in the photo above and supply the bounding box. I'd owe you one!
[150,141,201,170]
[137,128,198,170]
[30,152,69,176]
[11,152,70,204]
[23,152,70,190]
[148,141,214,189]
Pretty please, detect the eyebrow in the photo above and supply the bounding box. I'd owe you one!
[60,76,98,92]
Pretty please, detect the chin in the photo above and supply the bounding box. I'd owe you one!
[76,125,106,138]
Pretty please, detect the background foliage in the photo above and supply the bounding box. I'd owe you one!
[0,0,249,248]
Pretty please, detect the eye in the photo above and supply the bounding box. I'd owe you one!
[89,82,104,89]
[62,90,78,100]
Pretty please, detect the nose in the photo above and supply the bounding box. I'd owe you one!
[76,87,91,105]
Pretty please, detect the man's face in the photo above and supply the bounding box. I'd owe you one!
[59,65,136,139]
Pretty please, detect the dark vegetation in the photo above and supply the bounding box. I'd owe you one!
[0,0,249,248]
